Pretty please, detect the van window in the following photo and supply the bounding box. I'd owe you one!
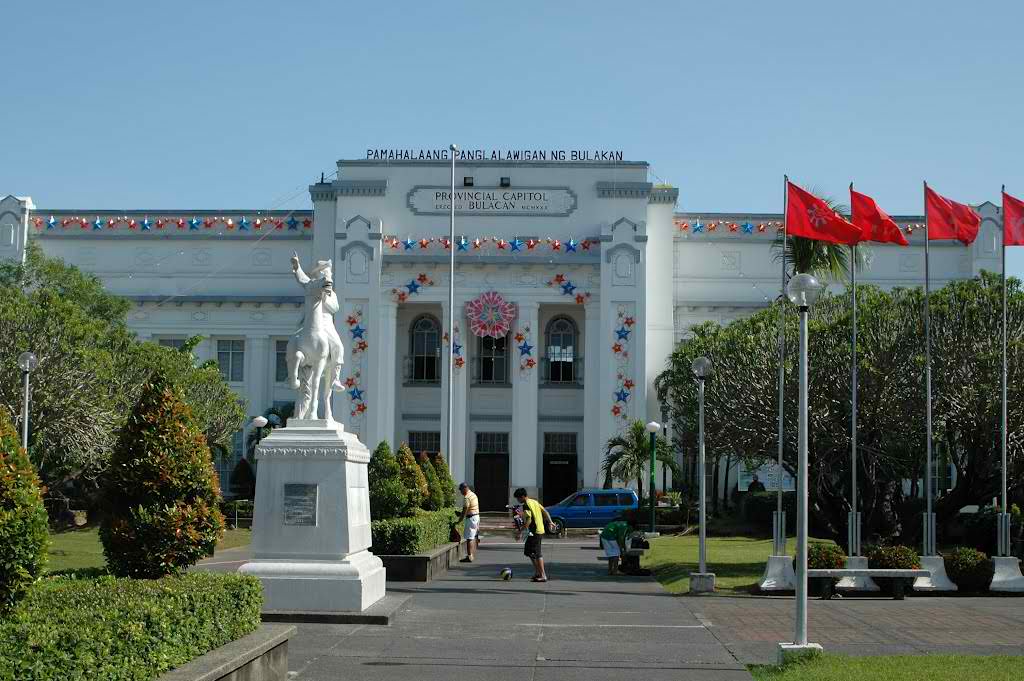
[595,494,618,507]
[616,493,635,506]
[571,494,591,507]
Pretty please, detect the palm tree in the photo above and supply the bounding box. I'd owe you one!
[602,420,680,502]
[772,192,867,279]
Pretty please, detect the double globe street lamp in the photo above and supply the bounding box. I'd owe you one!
[18,351,38,451]
[779,272,824,662]
[689,355,714,593]
[644,421,661,534]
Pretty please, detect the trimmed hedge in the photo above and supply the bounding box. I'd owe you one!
[0,572,262,681]
[417,453,445,511]
[945,546,994,593]
[867,544,920,570]
[368,441,407,520]
[371,509,457,555]
[0,410,48,612]
[808,543,846,570]
[620,506,684,526]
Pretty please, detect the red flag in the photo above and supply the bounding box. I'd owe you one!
[925,186,980,245]
[786,181,862,245]
[1003,190,1024,247]
[850,189,909,246]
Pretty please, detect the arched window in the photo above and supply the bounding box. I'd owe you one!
[410,315,441,383]
[545,316,578,384]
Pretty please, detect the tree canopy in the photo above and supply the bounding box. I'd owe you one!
[656,272,1023,546]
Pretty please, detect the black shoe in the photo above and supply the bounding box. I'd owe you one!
[459,557,474,563]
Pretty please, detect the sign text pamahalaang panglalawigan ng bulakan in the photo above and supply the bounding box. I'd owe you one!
[365,149,625,161]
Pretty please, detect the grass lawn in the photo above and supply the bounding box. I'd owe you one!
[750,654,1023,680]
[643,533,835,594]
[47,526,252,572]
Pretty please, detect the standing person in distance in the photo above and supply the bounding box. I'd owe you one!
[514,487,555,582]
[458,483,480,563]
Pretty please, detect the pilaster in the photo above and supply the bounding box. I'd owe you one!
[583,301,602,487]
[247,334,271,417]
[645,194,677,422]
[371,301,398,449]
[440,298,469,485]
[511,300,540,494]
[0,195,32,265]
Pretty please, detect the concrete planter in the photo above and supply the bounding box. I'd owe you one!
[378,542,460,581]
[157,624,295,681]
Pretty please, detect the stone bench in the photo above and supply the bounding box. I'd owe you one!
[808,569,930,600]
[596,548,646,561]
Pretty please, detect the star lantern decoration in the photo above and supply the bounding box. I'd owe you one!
[465,291,517,339]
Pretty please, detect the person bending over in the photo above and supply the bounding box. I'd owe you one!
[514,487,555,582]
[600,518,632,576]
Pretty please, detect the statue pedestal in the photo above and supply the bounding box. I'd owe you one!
[239,419,385,613]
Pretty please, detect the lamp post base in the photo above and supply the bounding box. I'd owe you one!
[912,555,958,592]
[990,557,1024,592]
[759,555,795,592]
[777,642,823,665]
[689,572,716,593]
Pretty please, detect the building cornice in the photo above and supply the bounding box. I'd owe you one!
[130,295,303,306]
[596,181,652,199]
[340,159,648,169]
[649,187,679,204]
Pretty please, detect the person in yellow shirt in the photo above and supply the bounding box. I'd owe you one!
[514,487,555,582]
[458,482,480,563]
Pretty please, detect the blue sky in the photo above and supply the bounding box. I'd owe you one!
[2,1,1021,274]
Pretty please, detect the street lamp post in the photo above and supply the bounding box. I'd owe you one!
[689,356,715,593]
[661,406,670,494]
[445,143,458,471]
[778,272,824,663]
[645,421,661,534]
[17,352,38,451]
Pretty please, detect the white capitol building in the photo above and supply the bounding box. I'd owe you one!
[0,156,1007,510]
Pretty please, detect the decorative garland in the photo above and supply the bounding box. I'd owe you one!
[610,306,637,424]
[391,273,434,303]
[545,273,592,305]
[343,305,369,423]
[385,235,596,254]
[344,369,367,418]
[674,219,924,235]
[345,308,368,356]
[34,215,312,233]
[514,324,536,373]
[443,323,465,370]
[465,291,517,338]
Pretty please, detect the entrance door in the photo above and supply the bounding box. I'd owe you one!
[542,432,579,506]
[474,432,510,511]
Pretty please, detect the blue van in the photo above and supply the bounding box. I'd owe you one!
[547,488,639,534]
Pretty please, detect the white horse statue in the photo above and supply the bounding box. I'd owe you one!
[287,252,345,422]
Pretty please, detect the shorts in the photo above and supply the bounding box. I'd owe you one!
[600,538,621,559]
[463,515,480,541]
[524,533,543,559]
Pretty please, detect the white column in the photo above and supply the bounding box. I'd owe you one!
[511,301,540,497]
[440,299,469,486]
[583,301,602,487]
[247,335,271,417]
[371,301,398,449]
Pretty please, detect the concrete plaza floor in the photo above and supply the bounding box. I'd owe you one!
[199,537,1024,679]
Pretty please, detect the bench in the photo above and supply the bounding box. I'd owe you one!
[596,548,646,561]
[808,569,930,600]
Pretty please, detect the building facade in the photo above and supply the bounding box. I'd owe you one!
[0,157,1007,509]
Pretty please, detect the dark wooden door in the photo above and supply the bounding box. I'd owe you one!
[474,452,509,511]
[543,454,578,506]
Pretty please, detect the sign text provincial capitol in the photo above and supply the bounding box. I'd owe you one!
[406,186,578,217]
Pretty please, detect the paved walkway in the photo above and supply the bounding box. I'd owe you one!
[199,539,1024,679]
[200,538,752,680]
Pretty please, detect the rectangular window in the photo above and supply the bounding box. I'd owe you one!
[543,432,577,455]
[275,340,289,383]
[408,431,441,456]
[595,494,619,507]
[215,431,243,495]
[217,339,245,382]
[475,432,509,454]
[616,493,634,506]
[475,335,508,384]
[158,337,187,350]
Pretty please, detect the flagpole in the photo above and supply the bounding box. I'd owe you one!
[923,181,935,557]
[849,184,860,556]
[999,185,1009,556]
[774,175,789,556]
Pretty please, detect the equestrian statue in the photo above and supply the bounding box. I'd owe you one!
[287,252,345,422]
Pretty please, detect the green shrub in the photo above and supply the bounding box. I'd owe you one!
[0,410,49,611]
[371,509,457,555]
[396,443,427,512]
[368,441,407,520]
[868,544,920,570]
[431,453,457,508]
[620,506,684,526]
[960,505,1022,555]
[100,372,225,578]
[417,452,445,511]
[0,572,261,681]
[808,543,846,570]
[945,546,994,593]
